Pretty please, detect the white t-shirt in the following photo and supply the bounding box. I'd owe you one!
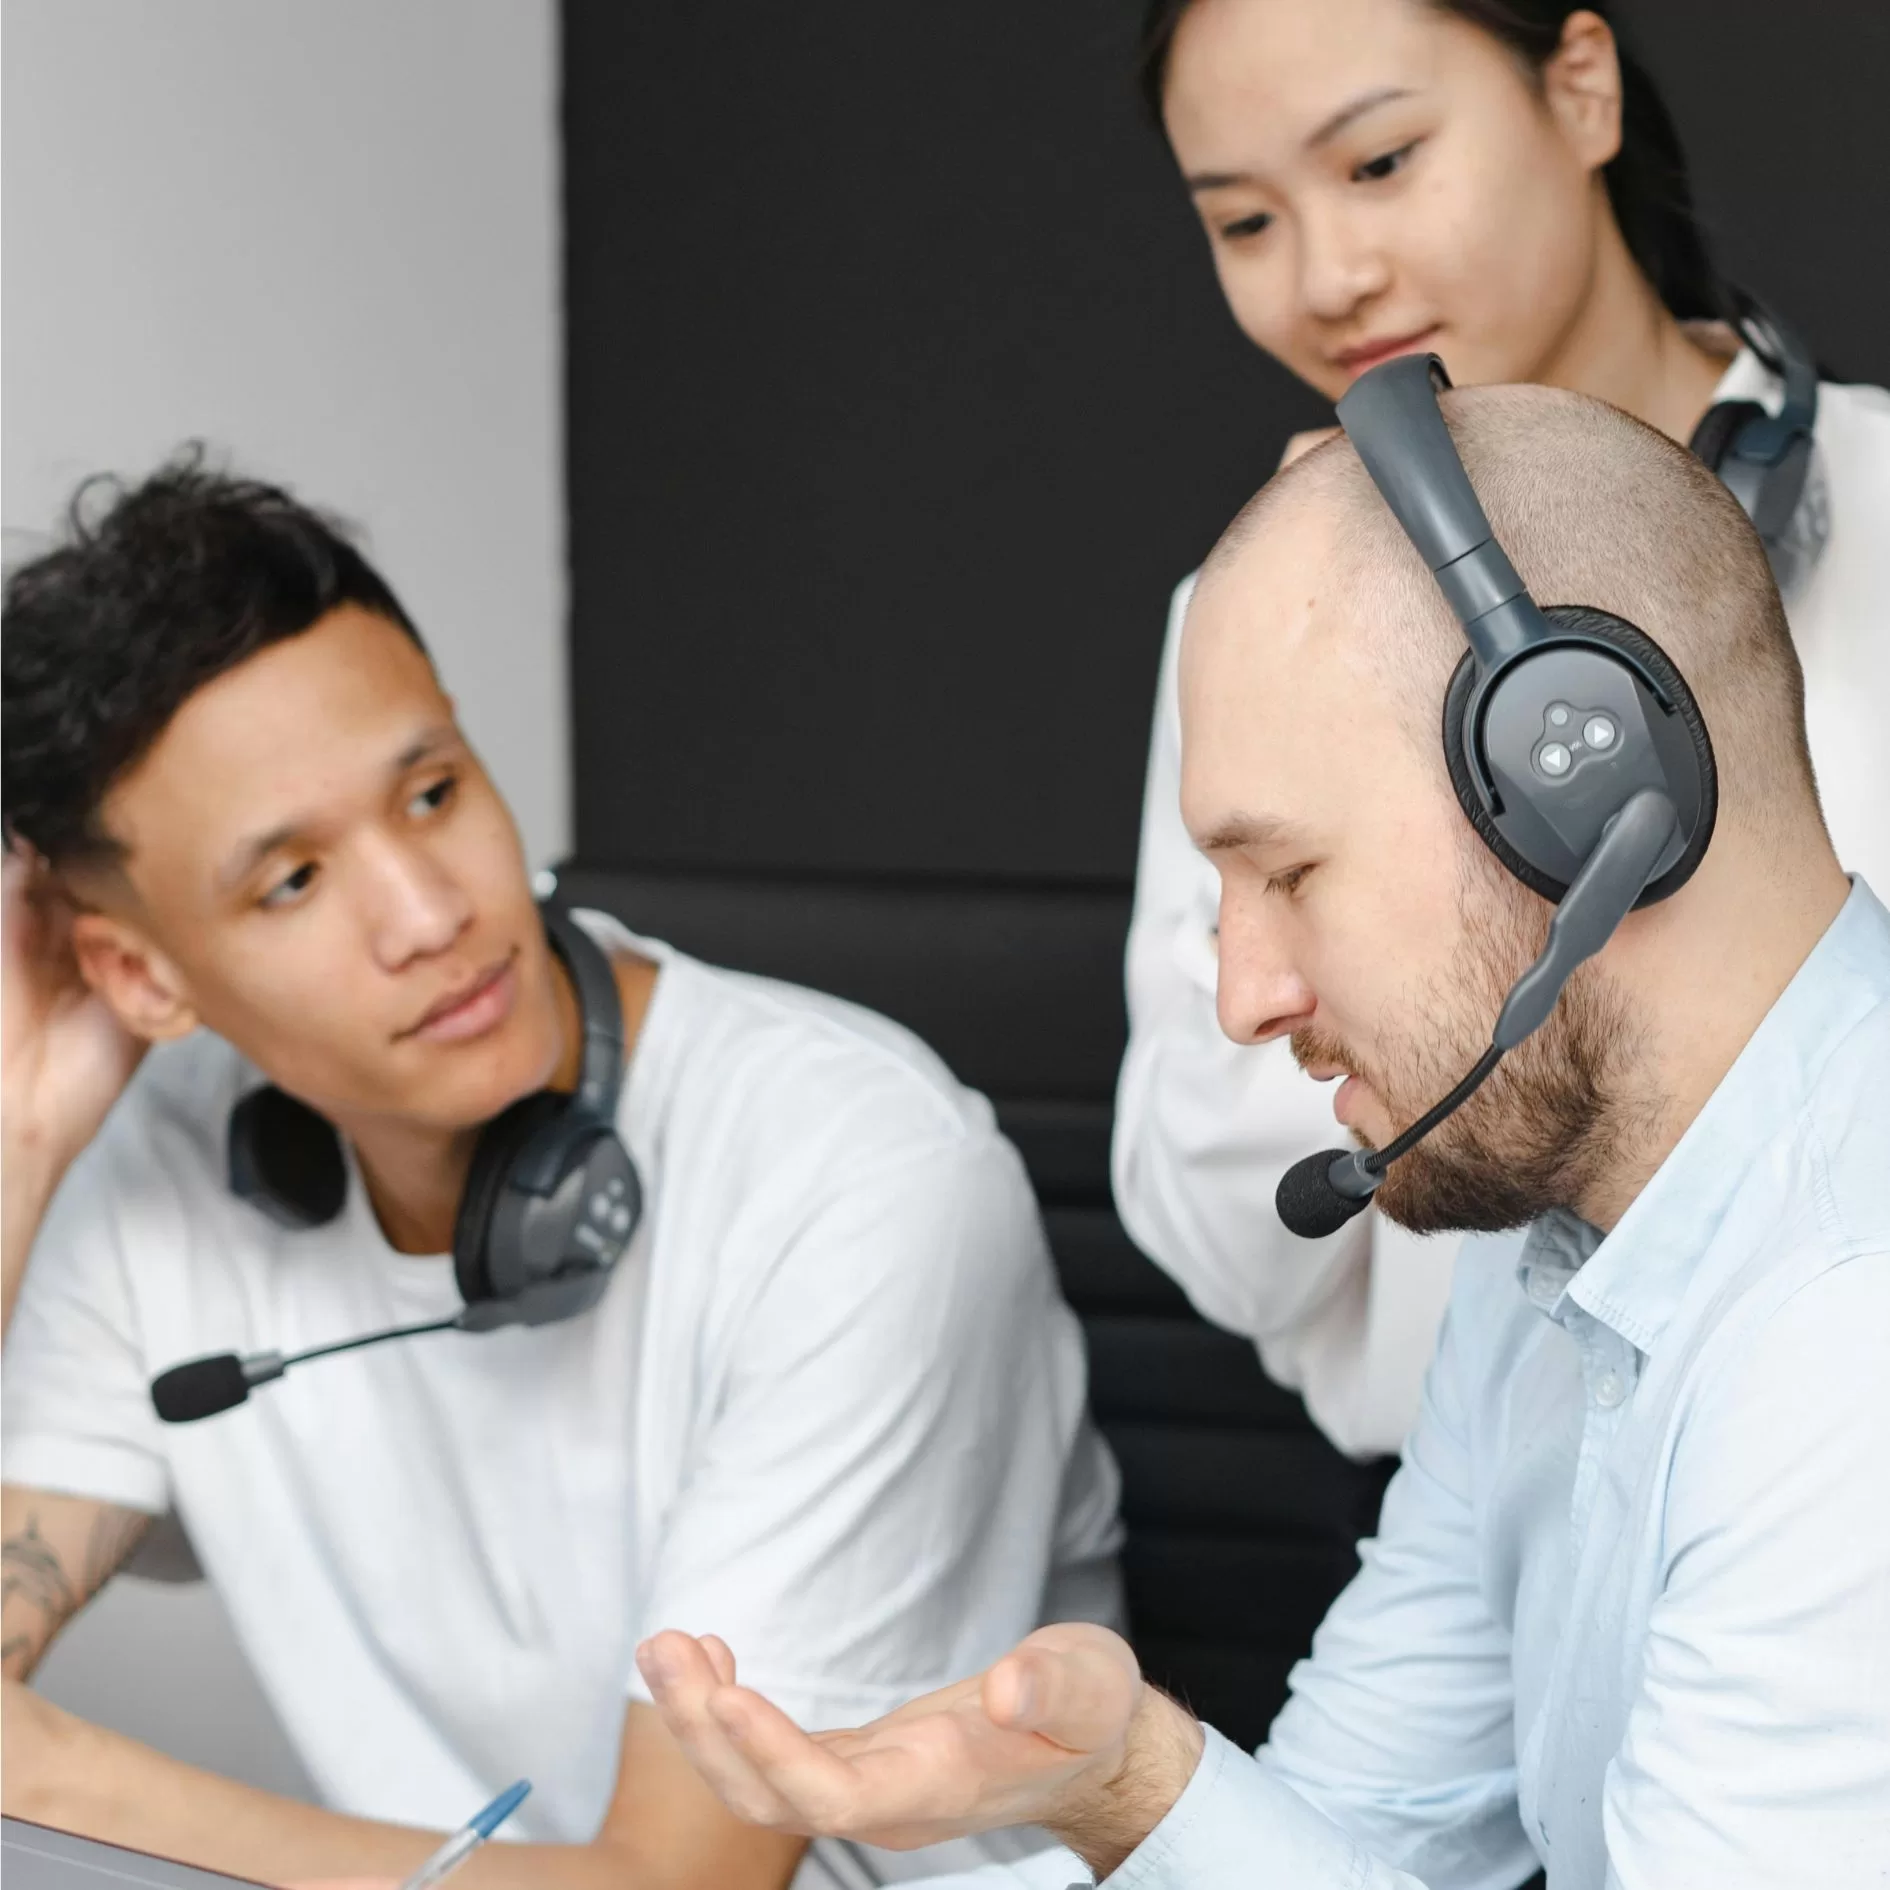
[3,914,1123,1883]
[1112,353,1890,1459]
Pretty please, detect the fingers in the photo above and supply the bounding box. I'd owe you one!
[700,1633,737,1686]
[641,1626,1142,1850]
[3,845,76,976]
[981,1624,1141,1757]
[700,1679,886,1833]
[641,1632,992,1845]
[636,1631,802,1830]
[3,847,46,955]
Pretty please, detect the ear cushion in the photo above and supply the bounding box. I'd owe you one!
[452,1091,569,1306]
[228,1086,347,1229]
[1442,604,1718,908]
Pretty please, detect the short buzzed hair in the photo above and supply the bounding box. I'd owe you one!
[1207,385,1818,845]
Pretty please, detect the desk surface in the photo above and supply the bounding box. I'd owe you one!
[2,1819,265,1890]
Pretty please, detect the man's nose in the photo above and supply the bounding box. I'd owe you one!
[1215,896,1316,1047]
[362,837,474,968]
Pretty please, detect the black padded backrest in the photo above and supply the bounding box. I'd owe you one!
[557,863,1392,1752]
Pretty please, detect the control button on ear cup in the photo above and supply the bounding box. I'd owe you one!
[1485,648,1675,880]
[487,1124,641,1300]
[1530,704,1621,781]
[1443,606,1717,908]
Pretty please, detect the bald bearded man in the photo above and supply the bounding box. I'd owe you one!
[635,382,1890,1889]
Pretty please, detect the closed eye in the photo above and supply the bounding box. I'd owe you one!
[1354,140,1419,183]
[1266,864,1314,897]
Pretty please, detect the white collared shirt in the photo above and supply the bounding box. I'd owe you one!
[1102,881,1890,1887]
[1111,354,1890,1457]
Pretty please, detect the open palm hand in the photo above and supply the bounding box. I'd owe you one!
[637,1622,1146,1853]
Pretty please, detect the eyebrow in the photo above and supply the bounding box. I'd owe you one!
[1184,85,1416,192]
[1196,813,1312,856]
[214,724,460,893]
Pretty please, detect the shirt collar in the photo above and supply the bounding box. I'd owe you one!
[1516,1208,1602,1321]
[1551,880,1890,1353]
[1675,324,1777,412]
[1706,338,1782,413]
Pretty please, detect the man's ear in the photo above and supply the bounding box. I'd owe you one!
[68,910,201,1043]
[1542,10,1625,174]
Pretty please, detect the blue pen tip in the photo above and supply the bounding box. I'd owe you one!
[471,1780,532,1839]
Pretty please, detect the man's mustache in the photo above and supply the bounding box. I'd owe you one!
[1288,1026,1372,1088]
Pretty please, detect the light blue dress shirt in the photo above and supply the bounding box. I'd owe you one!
[1105,879,1890,1889]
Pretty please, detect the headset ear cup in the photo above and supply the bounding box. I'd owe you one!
[1552,607,1717,906]
[451,1092,567,1308]
[1442,606,1718,909]
[228,1086,348,1229]
[1441,650,1566,901]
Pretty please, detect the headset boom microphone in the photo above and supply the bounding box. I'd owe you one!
[146,902,644,1425]
[1276,788,1676,1237]
[150,1318,464,1423]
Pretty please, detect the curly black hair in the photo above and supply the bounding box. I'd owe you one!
[2,449,425,867]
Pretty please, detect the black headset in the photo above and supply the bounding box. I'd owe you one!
[153,903,642,1421]
[1687,303,1821,586]
[1277,354,1718,1238]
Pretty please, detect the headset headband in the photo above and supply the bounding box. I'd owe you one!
[1334,354,1556,669]
[1735,302,1820,459]
[540,904,625,1120]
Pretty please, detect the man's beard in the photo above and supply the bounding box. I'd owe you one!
[1292,859,1653,1235]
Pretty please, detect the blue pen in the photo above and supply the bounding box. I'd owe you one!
[398,1780,532,1890]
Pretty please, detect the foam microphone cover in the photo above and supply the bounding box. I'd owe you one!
[151,1353,252,1424]
[1276,1150,1373,1239]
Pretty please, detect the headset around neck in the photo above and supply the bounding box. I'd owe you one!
[1689,299,1821,587]
[226,900,642,1331]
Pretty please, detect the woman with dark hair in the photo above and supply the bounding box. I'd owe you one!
[1113,0,1890,1459]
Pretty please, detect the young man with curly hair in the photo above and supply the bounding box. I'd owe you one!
[0,462,1122,1890]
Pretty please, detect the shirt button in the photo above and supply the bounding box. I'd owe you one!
[1528,1273,1560,1307]
[1594,1369,1626,1409]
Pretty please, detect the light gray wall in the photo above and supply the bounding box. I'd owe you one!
[4,0,563,1800]
[2,0,568,866]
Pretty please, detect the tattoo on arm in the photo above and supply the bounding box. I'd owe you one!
[82,1506,151,1596]
[2,1502,149,1680]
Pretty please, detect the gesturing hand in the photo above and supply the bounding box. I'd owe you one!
[636,1622,1204,1875]
[2,848,146,1177]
